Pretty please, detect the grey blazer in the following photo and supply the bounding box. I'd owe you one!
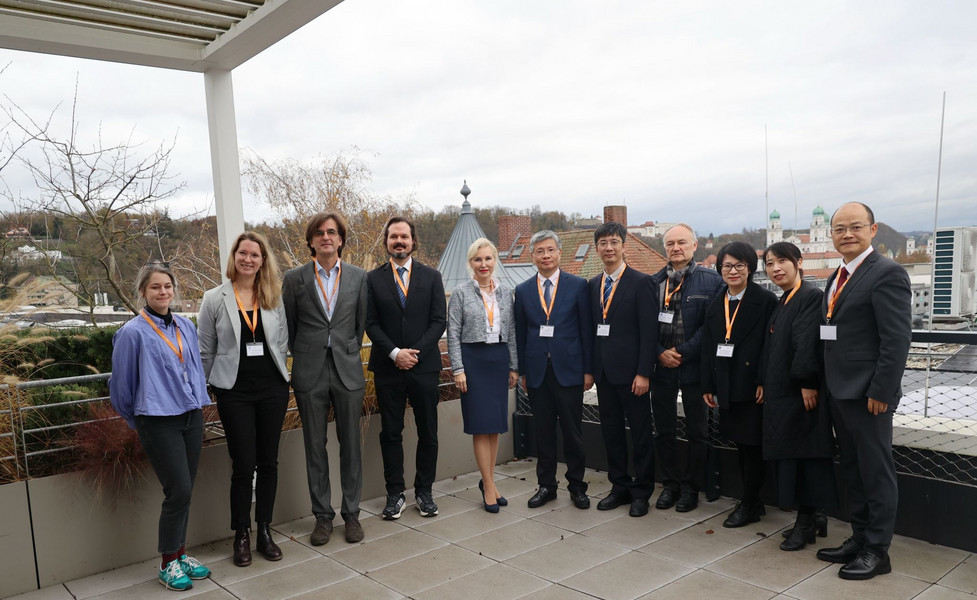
[447,278,518,374]
[197,281,290,389]
[282,259,368,393]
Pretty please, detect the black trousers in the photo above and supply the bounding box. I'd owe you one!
[596,380,655,500]
[376,369,440,495]
[135,410,203,554]
[736,443,765,505]
[830,394,898,557]
[651,379,708,493]
[215,383,289,530]
[529,363,587,493]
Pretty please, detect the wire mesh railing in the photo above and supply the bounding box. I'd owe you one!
[515,329,977,486]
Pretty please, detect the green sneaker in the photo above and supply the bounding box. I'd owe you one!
[179,554,211,580]
[158,559,193,591]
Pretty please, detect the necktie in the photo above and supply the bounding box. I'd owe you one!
[603,275,613,307]
[543,279,553,306]
[836,267,849,290]
[396,267,407,307]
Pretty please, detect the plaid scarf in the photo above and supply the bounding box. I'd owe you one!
[658,263,689,349]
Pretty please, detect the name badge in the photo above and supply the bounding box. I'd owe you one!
[486,332,500,344]
[820,325,838,341]
[658,312,674,324]
[716,344,734,358]
[246,342,265,357]
[539,325,555,338]
[596,323,611,337]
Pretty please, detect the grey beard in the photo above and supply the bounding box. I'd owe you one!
[390,249,411,259]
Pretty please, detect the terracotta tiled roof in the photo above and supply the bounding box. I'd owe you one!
[501,229,667,280]
[804,268,837,280]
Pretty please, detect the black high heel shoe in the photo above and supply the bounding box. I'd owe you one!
[478,479,501,512]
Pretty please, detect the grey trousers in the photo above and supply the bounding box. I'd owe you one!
[294,353,364,521]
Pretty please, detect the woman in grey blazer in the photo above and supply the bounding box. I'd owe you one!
[198,232,290,567]
[447,238,518,513]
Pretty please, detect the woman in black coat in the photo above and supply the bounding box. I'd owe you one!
[760,242,837,551]
[702,242,778,528]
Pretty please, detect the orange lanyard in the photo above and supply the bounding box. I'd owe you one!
[140,309,183,365]
[770,280,802,333]
[663,273,685,310]
[537,276,558,322]
[723,292,743,343]
[826,264,857,321]
[313,260,341,313]
[391,259,410,299]
[480,284,496,329]
[232,286,258,339]
[600,265,627,321]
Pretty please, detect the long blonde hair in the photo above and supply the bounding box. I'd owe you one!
[225,231,282,309]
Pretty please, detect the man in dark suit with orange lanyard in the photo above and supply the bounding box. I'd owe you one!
[366,217,447,521]
[515,230,594,510]
[815,202,911,580]
[588,222,659,517]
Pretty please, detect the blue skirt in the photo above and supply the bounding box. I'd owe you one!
[460,342,510,435]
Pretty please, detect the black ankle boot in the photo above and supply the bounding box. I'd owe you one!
[782,508,828,538]
[255,522,282,561]
[780,513,816,551]
[233,528,252,567]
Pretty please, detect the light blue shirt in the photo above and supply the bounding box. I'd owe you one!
[109,312,211,428]
[316,259,341,348]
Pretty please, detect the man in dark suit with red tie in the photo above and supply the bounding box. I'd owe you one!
[815,202,911,580]
[514,230,594,510]
[587,222,659,517]
[366,217,447,521]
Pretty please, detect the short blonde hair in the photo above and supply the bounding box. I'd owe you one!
[466,238,498,275]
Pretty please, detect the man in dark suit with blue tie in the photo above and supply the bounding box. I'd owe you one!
[515,230,594,510]
[815,202,911,580]
[588,222,659,517]
[366,217,447,521]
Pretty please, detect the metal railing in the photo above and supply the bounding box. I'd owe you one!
[0,341,460,482]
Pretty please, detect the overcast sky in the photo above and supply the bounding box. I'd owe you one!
[1,0,975,236]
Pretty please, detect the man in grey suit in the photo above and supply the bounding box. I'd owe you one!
[815,202,911,580]
[283,211,368,545]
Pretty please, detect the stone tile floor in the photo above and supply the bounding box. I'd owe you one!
[13,459,977,600]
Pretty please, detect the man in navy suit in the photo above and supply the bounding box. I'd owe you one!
[366,217,447,521]
[515,230,594,510]
[815,202,911,580]
[588,222,659,517]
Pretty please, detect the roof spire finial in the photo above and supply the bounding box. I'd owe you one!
[460,180,470,200]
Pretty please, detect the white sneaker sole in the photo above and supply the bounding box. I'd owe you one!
[382,504,405,520]
[158,578,193,591]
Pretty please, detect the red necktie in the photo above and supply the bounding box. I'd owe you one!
[837,267,849,289]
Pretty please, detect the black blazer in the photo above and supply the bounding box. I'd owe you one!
[821,251,912,405]
[366,260,447,378]
[760,281,832,460]
[588,265,659,387]
[701,281,778,409]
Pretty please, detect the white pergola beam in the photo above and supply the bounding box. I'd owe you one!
[205,68,244,278]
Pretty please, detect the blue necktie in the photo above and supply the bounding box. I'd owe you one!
[396,267,407,307]
[602,275,613,307]
[543,279,553,307]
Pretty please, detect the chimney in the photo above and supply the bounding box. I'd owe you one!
[498,214,532,253]
[604,205,628,226]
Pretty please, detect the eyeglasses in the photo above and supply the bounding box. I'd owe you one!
[533,247,559,256]
[236,250,263,261]
[596,239,623,249]
[831,223,871,236]
[720,263,748,272]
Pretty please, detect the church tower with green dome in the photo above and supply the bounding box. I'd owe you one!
[766,209,783,247]
[811,205,828,243]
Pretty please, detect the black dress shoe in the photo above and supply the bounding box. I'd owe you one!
[655,488,678,510]
[527,487,557,509]
[629,498,649,517]
[722,502,764,528]
[597,491,632,511]
[816,537,862,564]
[839,551,891,580]
[233,528,252,567]
[570,491,591,509]
[675,490,698,513]
[255,522,282,561]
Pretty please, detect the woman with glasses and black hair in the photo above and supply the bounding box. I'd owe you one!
[701,241,778,528]
[109,263,212,591]
[198,232,290,567]
[761,241,837,551]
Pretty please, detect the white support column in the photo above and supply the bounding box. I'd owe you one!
[204,68,245,282]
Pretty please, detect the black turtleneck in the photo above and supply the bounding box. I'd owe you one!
[145,306,173,326]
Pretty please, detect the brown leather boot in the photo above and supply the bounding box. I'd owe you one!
[233,528,252,567]
[255,522,282,561]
